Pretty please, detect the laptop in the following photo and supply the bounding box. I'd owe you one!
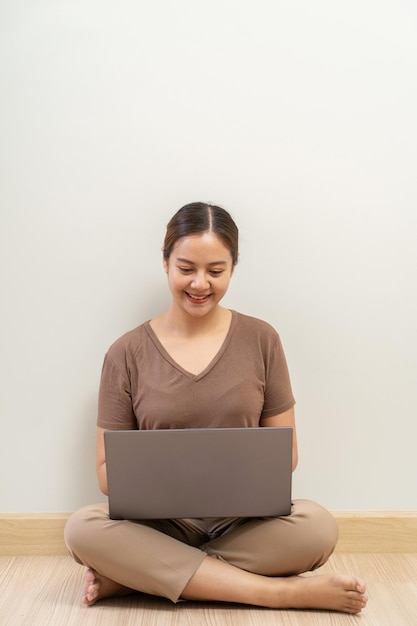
[104,427,293,520]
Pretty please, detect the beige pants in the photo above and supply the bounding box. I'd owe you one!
[64,499,338,603]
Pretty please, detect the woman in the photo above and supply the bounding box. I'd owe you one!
[65,202,368,614]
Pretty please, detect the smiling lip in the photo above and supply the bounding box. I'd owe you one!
[186,292,211,302]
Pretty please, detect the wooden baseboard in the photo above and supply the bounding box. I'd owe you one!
[1,512,416,556]
[0,513,70,556]
[332,511,417,553]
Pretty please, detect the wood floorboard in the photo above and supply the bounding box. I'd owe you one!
[0,554,416,626]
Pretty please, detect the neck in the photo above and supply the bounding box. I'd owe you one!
[160,305,229,337]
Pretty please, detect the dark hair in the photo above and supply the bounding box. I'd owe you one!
[163,202,239,265]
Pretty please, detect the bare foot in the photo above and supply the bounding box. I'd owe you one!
[275,573,368,614]
[82,568,136,606]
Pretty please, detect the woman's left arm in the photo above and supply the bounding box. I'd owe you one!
[260,407,298,471]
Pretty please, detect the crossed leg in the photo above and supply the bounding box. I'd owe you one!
[181,556,367,614]
[83,558,367,614]
[66,500,368,614]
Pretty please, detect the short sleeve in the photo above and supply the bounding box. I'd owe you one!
[97,352,137,430]
[261,333,295,418]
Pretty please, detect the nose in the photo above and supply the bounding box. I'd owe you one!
[190,272,210,290]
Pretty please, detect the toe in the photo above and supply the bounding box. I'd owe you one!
[85,568,97,583]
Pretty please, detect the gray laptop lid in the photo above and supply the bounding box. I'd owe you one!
[104,427,292,520]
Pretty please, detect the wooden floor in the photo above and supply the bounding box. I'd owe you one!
[1,553,417,626]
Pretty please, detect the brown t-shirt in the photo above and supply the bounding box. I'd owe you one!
[97,310,295,430]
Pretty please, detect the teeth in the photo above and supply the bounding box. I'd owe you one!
[188,293,208,300]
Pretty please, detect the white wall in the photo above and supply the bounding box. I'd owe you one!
[1,0,416,512]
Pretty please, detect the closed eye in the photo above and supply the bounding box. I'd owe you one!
[177,267,224,276]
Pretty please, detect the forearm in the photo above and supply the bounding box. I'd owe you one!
[97,462,108,495]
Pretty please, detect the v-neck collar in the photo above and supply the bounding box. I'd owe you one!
[145,310,237,381]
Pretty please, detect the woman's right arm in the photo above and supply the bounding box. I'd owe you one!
[96,346,137,495]
[96,426,108,495]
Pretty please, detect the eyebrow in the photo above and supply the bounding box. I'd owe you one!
[176,257,228,266]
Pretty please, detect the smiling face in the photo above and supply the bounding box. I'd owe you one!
[163,231,235,319]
